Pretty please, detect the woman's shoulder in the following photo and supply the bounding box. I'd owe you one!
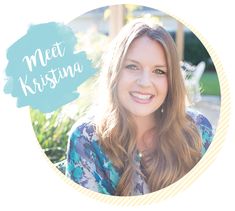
[186,108,214,154]
[66,118,120,194]
[67,117,102,166]
[186,108,213,130]
[68,117,97,144]
[68,117,110,165]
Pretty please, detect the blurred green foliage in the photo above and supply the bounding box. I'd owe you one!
[170,31,216,71]
[30,76,100,163]
[200,72,220,96]
[30,108,75,163]
[184,32,215,71]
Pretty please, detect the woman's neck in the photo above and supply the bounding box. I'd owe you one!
[132,114,157,152]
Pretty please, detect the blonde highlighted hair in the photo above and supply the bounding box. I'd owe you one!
[94,19,202,196]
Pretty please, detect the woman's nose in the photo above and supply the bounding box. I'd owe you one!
[136,71,152,87]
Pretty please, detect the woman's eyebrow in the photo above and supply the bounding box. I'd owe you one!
[126,59,167,68]
[125,59,140,64]
[126,58,167,68]
[154,65,167,68]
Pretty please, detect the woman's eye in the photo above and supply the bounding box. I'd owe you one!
[125,64,139,70]
[153,69,166,75]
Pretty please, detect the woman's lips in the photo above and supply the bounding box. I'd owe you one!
[129,91,154,104]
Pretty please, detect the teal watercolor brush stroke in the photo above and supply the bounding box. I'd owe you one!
[4,22,96,113]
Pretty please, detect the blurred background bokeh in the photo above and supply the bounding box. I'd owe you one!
[30,4,220,164]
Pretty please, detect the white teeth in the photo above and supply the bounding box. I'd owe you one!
[131,92,152,100]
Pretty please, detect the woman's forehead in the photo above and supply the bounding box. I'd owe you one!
[125,36,167,66]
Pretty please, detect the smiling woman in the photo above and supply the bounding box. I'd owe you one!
[65,18,214,196]
[118,36,168,120]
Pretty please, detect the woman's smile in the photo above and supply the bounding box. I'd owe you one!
[129,91,155,104]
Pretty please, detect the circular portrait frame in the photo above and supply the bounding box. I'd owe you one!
[30,3,230,207]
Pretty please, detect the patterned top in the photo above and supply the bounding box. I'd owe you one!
[65,109,214,195]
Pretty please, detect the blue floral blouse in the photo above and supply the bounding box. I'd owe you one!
[65,109,214,195]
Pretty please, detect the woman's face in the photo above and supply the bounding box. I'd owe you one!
[117,35,168,119]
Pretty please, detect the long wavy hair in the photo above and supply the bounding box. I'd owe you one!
[94,19,202,196]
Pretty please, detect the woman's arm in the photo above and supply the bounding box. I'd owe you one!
[196,113,214,155]
[187,109,214,155]
[65,122,118,195]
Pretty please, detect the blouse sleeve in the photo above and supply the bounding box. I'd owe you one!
[65,122,118,195]
[187,109,214,155]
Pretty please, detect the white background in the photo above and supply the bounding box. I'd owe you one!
[0,0,235,210]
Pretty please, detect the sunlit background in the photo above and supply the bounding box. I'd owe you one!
[30,5,220,164]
